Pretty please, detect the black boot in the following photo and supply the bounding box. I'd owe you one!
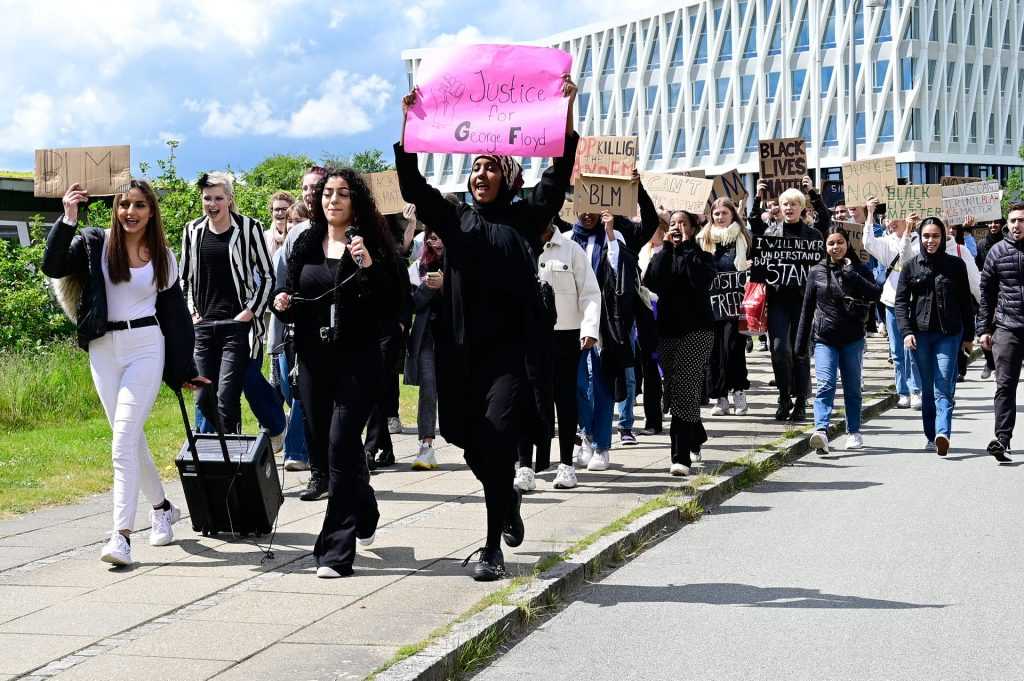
[775,395,793,421]
[374,449,396,468]
[788,399,807,422]
[299,473,328,501]
[502,488,525,548]
[464,546,506,581]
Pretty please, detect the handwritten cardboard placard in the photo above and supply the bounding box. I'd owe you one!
[940,176,983,186]
[573,176,638,217]
[885,184,943,220]
[365,170,405,215]
[750,235,823,289]
[558,196,576,223]
[710,169,749,209]
[641,173,714,214]
[941,180,1003,225]
[404,44,571,157]
[758,137,807,198]
[842,156,896,207]
[838,221,871,263]
[709,270,749,321]
[572,136,637,182]
[34,145,131,198]
[971,225,993,243]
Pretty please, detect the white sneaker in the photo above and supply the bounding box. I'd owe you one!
[411,442,438,470]
[387,417,403,434]
[573,436,594,467]
[100,533,132,566]
[846,433,864,450]
[981,365,993,379]
[587,448,610,471]
[669,462,689,476]
[910,394,922,411]
[712,397,731,416]
[732,390,749,415]
[316,566,345,578]
[897,394,911,409]
[514,466,536,492]
[809,430,829,454]
[284,457,310,471]
[149,502,180,547]
[552,464,578,489]
[357,532,375,547]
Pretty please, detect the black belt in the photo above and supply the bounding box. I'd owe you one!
[106,316,158,331]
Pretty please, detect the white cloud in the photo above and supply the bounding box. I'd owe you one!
[158,131,187,145]
[0,88,122,153]
[191,70,393,139]
[329,8,347,29]
[0,93,54,153]
[426,25,511,48]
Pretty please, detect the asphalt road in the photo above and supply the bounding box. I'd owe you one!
[475,366,1024,681]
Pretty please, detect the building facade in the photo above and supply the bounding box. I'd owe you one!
[403,0,1024,200]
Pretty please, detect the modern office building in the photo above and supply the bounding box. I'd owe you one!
[403,0,1024,200]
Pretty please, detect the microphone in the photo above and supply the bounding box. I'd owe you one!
[345,226,363,267]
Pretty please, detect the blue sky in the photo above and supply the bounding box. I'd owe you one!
[0,0,673,179]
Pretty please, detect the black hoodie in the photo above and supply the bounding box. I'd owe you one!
[894,221,974,341]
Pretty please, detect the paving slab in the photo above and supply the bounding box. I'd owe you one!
[0,633,94,676]
[77,575,239,605]
[115,620,295,661]
[0,598,167,638]
[284,606,455,647]
[182,590,357,626]
[0,585,88,625]
[49,654,231,681]
[207,642,396,681]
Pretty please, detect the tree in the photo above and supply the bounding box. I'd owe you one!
[1004,144,1024,213]
[319,148,392,174]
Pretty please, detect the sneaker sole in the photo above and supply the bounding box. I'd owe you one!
[283,461,310,472]
[808,433,828,451]
[935,436,950,457]
[621,441,638,446]
[100,552,132,566]
[553,482,577,489]
[357,533,375,547]
[411,462,438,471]
[987,440,1012,463]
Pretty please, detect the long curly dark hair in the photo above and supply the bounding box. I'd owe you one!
[310,167,396,265]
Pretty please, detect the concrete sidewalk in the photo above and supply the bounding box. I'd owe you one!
[2,337,900,681]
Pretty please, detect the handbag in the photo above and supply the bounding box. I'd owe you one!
[739,280,768,336]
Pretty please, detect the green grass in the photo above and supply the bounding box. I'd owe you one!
[0,344,420,517]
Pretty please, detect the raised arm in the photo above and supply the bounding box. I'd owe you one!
[42,184,90,279]
[748,186,767,236]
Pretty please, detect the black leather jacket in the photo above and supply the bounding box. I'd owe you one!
[42,218,198,388]
[796,259,882,351]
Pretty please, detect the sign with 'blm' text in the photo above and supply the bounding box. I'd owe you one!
[749,235,823,289]
[34,145,131,198]
[885,185,943,220]
[758,138,807,198]
[366,170,405,215]
[573,176,638,217]
[572,136,637,182]
[709,269,749,321]
[403,44,571,157]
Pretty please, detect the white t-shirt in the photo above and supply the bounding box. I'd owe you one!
[101,231,178,322]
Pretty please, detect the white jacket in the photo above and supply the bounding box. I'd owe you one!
[540,229,601,339]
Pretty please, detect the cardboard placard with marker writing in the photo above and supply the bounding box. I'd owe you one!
[838,221,871,264]
[941,180,1003,225]
[573,176,638,217]
[841,156,896,207]
[758,137,807,198]
[709,269,749,321]
[750,235,823,289]
[34,145,131,198]
[365,170,406,215]
[709,169,749,211]
[640,172,715,214]
[571,136,637,182]
[885,185,943,221]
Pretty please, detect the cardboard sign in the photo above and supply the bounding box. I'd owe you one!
[971,225,993,243]
[942,181,1003,225]
[558,196,576,223]
[842,156,896,207]
[641,173,714,214]
[366,170,405,215]
[709,270,749,321]
[750,235,823,289]
[758,137,807,198]
[838,221,870,264]
[940,176,983,186]
[572,136,637,182]
[573,176,638,217]
[709,169,749,208]
[885,185,943,220]
[403,44,572,157]
[34,145,131,198]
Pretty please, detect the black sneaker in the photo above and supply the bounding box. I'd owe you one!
[775,396,793,421]
[364,451,378,472]
[988,439,1013,463]
[463,546,506,582]
[788,400,808,422]
[299,474,328,501]
[639,426,663,436]
[502,488,525,548]
[374,449,396,468]
[620,429,638,446]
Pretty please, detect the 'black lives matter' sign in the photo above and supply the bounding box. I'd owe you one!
[709,270,749,321]
[750,235,823,289]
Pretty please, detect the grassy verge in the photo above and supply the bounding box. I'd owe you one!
[0,344,419,518]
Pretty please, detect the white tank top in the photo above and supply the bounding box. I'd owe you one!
[100,231,178,322]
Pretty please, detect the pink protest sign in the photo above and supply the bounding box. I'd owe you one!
[404,44,572,157]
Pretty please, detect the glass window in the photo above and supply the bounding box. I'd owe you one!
[874,61,887,93]
[906,1,919,40]
[933,110,941,142]
[768,16,782,55]
[821,66,833,96]
[983,65,991,94]
[671,33,684,65]
[823,116,838,147]
[649,27,661,68]
[695,23,708,64]
[1002,67,1009,97]
[600,91,612,119]
[672,130,686,158]
[649,130,663,160]
[722,124,735,153]
[855,112,866,144]
[646,85,658,110]
[908,108,922,142]
[800,117,812,149]
[622,87,635,114]
[716,77,729,106]
[795,6,810,53]
[1007,117,1013,144]
[948,6,958,43]
[966,8,976,46]
[951,111,959,142]
[901,57,914,91]
[668,83,681,112]
[424,155,434,175]
[746,122,760,152]
[521,157,532,170]
[716,9,733,59]
[877,0,892,42]
[792,69,806,100]
[741,74,754,104]
[441,155,453,177]
[927,59,936,87]
[823,9,836,48]
[964,63,973,94]
[1003,22,1011,50]
[696,128,710,156]
[693,79,706,105]
[625,38,638,72]
[946,61,956,92]
[985,14,993,48]
[969,114,977,144]
[578,93,591,118]
[581,47,593,76]
[989,114,996,145]
[766,71,780,103]
[854,1,864,44]
[602,46,614,75]
[929,2,938,41]
[878,110,894,143]
[744,16,757,58]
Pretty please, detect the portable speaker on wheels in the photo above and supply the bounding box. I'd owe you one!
[173,389,283,537]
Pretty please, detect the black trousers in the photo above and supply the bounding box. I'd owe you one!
[708,320,750,398]
[767,293,810,401]
[194,320,250,434]
[518,330,581,471]
[993,328,1024,446]
[635,304,663,431]
[300,346,380,571]
[365,333,401,454]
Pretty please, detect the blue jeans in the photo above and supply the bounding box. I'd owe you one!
[885,306,920,395]
[912,331,960,442]
[577,348,614,450]
[615,367,636,431]
[277,352,308,462]
[196,353,286,436]
[813,339,865,434]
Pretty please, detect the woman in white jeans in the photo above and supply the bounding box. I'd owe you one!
[43,180,206,566]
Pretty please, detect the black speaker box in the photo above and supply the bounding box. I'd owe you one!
[173,391,283,537]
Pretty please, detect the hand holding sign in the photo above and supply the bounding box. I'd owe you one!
[62,183,88,223]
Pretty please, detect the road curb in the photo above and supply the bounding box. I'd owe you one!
[374,389,900,681]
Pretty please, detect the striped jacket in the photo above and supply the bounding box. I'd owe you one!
[180,212,275,359]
